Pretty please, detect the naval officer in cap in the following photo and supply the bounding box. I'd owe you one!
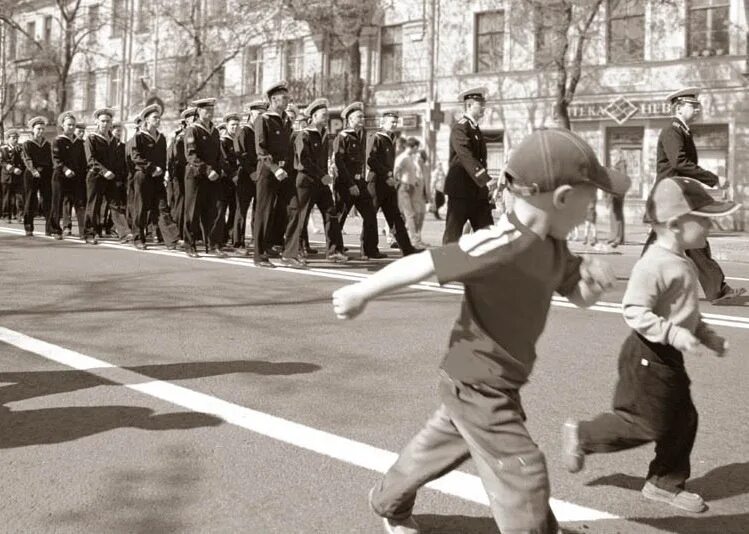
[645,87,744,305]
[442,86,494,244]
[83,108,130,244]
[168,107,197,241]
[252,81,294,267]
[21,116,52,236]
[183,97,227,258]
[334,101,383,259]
[233,100,267,254]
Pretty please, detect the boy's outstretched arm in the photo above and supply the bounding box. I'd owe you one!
[332,251,436,319]
[566,256,616,308]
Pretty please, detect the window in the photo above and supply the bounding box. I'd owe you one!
[475,11,504,73]
[534,4,564,68]
[484,130,504,177]
[208,65,225,96]
[130,63,148,106]
[607,127,645,198]
[207,0,226,17]
[108,65,120,106]
[243,46,263,95]
[136,0,149,33]
[85,71,97,111]
[24,21,36,57]
[88,4,100,45]
[284,39,304,82]
[112,0,125,38]
[608,0,644,63]
[8,26,17,59]
[688,0,729,57]
[380,25,403,83]
[44,16,53,45]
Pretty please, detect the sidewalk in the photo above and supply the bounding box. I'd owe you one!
[329,210,749,264]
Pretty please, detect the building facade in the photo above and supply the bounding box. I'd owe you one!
[3,0,749,226]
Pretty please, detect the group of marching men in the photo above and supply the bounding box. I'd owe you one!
[0,80,438,267]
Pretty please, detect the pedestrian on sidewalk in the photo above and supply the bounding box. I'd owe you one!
[333,128,629,534]
[564,176,736,514]
[429,159,445,220]
[643,87,743,305]
[607,149,627,247]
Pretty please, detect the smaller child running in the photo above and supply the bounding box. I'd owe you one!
[563,176,737,514]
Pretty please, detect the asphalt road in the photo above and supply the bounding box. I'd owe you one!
[1,221,747,534]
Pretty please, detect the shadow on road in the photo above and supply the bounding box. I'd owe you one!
[629,512,749,534]
[414,514,499,533]
[584,462,749,501]
[0,405,221,448]
[0,359,321,448]
[51,445,206,533]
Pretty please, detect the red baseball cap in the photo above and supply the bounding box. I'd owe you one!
[505,128,631,197]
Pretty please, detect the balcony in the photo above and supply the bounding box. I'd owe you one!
[285,73,359,107]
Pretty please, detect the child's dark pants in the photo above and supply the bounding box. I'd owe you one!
[370,373,558,534]
[578,332,697,493]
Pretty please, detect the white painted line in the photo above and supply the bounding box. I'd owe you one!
[4,226,749,329]
[0,326,618,523]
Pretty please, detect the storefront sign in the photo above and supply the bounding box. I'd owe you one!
[566,96,671,124]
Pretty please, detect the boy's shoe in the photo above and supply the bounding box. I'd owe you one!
[562,419,585,473]
[280,256,307,269]
[63,228,72,236]
[711,286,746,306]
[381,517,420,534]
[326,252,349,263]
[641,481,707,513]
[53,234,63,240]
[134,241,147,250]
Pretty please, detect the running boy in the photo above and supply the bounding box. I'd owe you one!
[333,128,630,534]
[563,176,736,514]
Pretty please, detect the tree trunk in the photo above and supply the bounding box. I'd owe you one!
[555,98,571,130]
[347,40,362,102]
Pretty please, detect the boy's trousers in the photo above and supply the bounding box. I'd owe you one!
[370,373,558,534]
[578,332,697,493]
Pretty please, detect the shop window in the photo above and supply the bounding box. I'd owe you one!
[380,25,403,83]
[607,127,644,198]
[607,0,645,63]
[484,130,504,177]
[692,124,728,178]
[475,11,504,73]
[688,0,729,57]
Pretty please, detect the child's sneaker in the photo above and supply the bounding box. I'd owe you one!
[641,481,707,513]
[562,419,585,473]
[369,487,420,534]
[381,517,420,534]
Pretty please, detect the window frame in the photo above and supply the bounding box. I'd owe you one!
[43,15,53,45]
[379,24,403,84]
[108,65,121,107]
[533,4,564,69]
[607,0,646,64]
[686,0,730,57]
[85,70,97,111]
[284,38,305,82]
[243,45,264,96]
[474,10,505,73]
[111,0,125,38]
[87,4,100,46]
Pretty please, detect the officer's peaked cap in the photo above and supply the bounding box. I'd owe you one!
[342,101,364,121]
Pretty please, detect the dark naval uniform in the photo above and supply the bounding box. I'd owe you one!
[233,122,258,250]
[220,132,239,246]
[366,130,415,254]
[284,125,344,259]
[1,141,25,222]
[183,121,224,253]
[50,133,86,236]
[167,130,187,240]
[83,131,130,240]
[253,110,293,262]
[646,117,726,300]
[102,136,129,236]
[442,113,493,244]
[21,137,52,234]
[334,127,380,257]
[130,129,179,247]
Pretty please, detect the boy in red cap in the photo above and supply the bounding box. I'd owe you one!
[563,176,736,514]
[333,128,630,534]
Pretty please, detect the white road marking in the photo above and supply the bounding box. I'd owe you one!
[0,326,618,523]
[4,226,749,330]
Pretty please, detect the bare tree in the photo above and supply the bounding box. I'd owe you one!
[150,0,275,110]
[0,0,110,117]
[281,0,387,102]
